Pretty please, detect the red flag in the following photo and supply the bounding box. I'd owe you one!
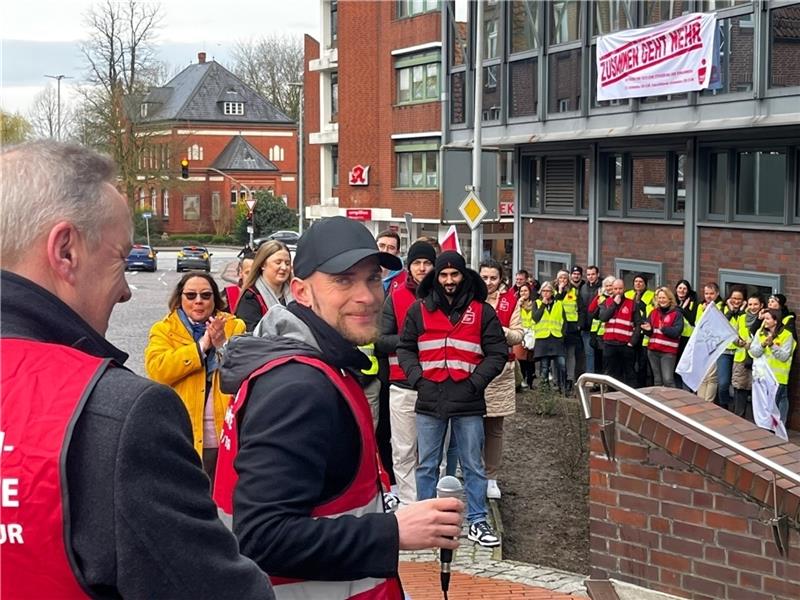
[440,225,461,253]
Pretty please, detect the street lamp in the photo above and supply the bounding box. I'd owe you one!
[288,81,304,234]
[44,74,72,141]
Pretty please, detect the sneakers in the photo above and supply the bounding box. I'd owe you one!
[468,520,501,548]
[486,479,501,500]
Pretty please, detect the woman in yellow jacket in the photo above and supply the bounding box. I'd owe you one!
[146,272,245,482]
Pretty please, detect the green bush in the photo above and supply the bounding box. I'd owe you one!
[235,190,298,245]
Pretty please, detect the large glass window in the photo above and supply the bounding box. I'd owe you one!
[594,0,635,35]
[330,72,338,120]
[397,0,439,18]
[509,57,538,117]
[608,154,623,212]
[630,156,666,212]
[396,140,439,188]
[698,0,751,10]
[450,0,469,67]
[709,151,729,215]
[549,1,581,45]
[331,144,339,187]
[736,151,786,218]
[183,196,200,221]
[500,151,514,187]
[396,51,440,104]
[330,0,338,47]
[510,0,540,53]
[548,48,582,114]
[482,65,502,121]
[535,251,573,284]
[769,4,800,89]
[484,1,500,59]
[675,153,686,214]
[591,45,629,108]
[701,15,754,97]
[642,0,688,26]
[451,72,466,124]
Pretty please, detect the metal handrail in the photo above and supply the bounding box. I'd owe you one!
[576,373,800,488]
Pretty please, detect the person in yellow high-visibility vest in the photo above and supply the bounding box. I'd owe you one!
[531,281,566,393]
[749,308,797,424]
[732,293,765,421]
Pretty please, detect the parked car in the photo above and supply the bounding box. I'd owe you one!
[125,244,157,272]
[253,230,300,249]
[176,246,212,272]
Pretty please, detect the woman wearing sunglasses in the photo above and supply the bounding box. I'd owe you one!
[145,272,245,483]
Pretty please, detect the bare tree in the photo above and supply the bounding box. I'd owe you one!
[231,34,303,120]
[77,0,164,208]
[29,85,76,141]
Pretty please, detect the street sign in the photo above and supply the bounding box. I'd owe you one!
[142,212,152,219]
[459,191,487,230]
[246,225,254,234]
[245,199,256,211]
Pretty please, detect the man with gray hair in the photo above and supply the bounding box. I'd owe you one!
[0,141,273,598]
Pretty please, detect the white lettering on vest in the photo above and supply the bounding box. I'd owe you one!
[0,524,24,544]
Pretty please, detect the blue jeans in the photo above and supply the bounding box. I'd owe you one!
[539,355,566,389]
[776,384,789,424]
[716,353,734,410]
[581,331,595,374]
[416,413,487,525]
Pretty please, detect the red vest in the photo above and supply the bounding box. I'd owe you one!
[214,356,400,600]
[246,287,269,315]
[225,285,242,312]
[648,308,680,354]
[388,285,418,382]
[1,338,109,599]
[388,270,407,295]
[419,300,484,382]
[493,289,518,362]
[602,297,637,344]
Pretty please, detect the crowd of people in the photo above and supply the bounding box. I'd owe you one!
[2,140,797,598]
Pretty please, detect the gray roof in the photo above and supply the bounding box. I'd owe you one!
[137,61,293,125]
[212,136,279,171]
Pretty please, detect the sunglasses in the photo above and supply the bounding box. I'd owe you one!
[182,291,213,301]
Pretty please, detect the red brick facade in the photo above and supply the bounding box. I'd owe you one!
[589,388,800,599]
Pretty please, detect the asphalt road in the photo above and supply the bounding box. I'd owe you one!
[106,248,239,376]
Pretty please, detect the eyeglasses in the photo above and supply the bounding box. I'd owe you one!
[182,291,213,301]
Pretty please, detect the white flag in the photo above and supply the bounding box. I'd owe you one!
[675,303,738,392]
[752,355,788,441]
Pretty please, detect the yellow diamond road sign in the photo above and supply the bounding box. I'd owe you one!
[459,190,487,230]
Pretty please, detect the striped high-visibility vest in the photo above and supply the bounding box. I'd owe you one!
[755,329,796,385]
[534,299,565,339]
[647,308,681,355]
[590,294,609,334]
[387,285,417,382]
[722,308,745,352]
[418,300,484,382]
[734,314,757,363]
[603,297,637,344]
[626,289,654,346]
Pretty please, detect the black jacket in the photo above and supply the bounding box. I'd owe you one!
[375,275,420,389]
[219,303,400,581]
[235,288,266,332]
[396,268,507,419]
[579,280,602,330]
[0,270,272,599]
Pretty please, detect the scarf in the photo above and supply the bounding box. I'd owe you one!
[255,277,294,309]
[177,308,219,374]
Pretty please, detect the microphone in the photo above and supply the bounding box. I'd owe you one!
[436,475,463,599]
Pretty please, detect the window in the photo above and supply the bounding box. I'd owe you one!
[736,151,786,218]
[450,0,469,66]
[397,0,438,18]
[500,151,514,187]
[150,188,157,214]
[510,0,540,53]
[509,57,538,118]
[451,71,466,124]
[223,102,244,116]
[162,189,169,217]
[608,154,623,212]
[331,144,339,187]
[535,250,573,284]
[139,188,146,210]
[698,0,752,11]
[630,155,666,213]
[183,195,200,221]
[594,0,634,35]
[709,151,729,215]
[701,15,754,97]
[268,145,285,162]
[330,0,338,47]
[548,48,582,115]
[330,72,339,119]
[482,65,501,122]
[520,155,541,212]
[675,153,686,213]
[188,144,203,161]
[230,189,238,205]
[211,192,221,220]
[396,51,440,104]
[396,139,439,189]
[769,4,800,89]
[549,0,581,45]
[615,258,663,289]
[484,1,500,59]
[543,157,577,213]
[140,103,148,118]
[642,0,687,26]
[581,157,591,212]
[591,45,629,108]
[718,268,783,302]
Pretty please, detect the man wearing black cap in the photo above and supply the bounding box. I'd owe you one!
[213,217,463,598]
[375,241,437,507]
[397,251,507,548]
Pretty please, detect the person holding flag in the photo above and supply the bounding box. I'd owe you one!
[748,308,796,426]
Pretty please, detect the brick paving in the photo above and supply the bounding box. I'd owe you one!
[399,561,586,599]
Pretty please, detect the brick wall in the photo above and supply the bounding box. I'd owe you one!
[520,218,589,276]
[589,387,800,599]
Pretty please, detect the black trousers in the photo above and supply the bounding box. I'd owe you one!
[604,343,636,388]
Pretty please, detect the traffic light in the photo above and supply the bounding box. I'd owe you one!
[180,159,189,179]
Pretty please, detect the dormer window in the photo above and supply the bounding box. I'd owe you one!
[140,103,148,117]
[224,101,244,115]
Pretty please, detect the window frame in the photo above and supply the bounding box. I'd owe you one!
[395,50,441,105]
[614,258,664,289]
[183,195,200,221]
[766,0,800,97]
[397,0,439,19]
[534,250,574,285]
[223,102,245,116]
[395,139,440,190]
[718,268,784,298]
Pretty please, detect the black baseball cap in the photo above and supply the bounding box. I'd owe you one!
[293,216,402,278]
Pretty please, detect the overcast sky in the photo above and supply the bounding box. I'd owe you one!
[0,0,320,114]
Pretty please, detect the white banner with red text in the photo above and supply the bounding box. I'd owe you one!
[597,12,717,101]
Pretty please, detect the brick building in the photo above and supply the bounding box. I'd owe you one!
[135,52,297,235]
